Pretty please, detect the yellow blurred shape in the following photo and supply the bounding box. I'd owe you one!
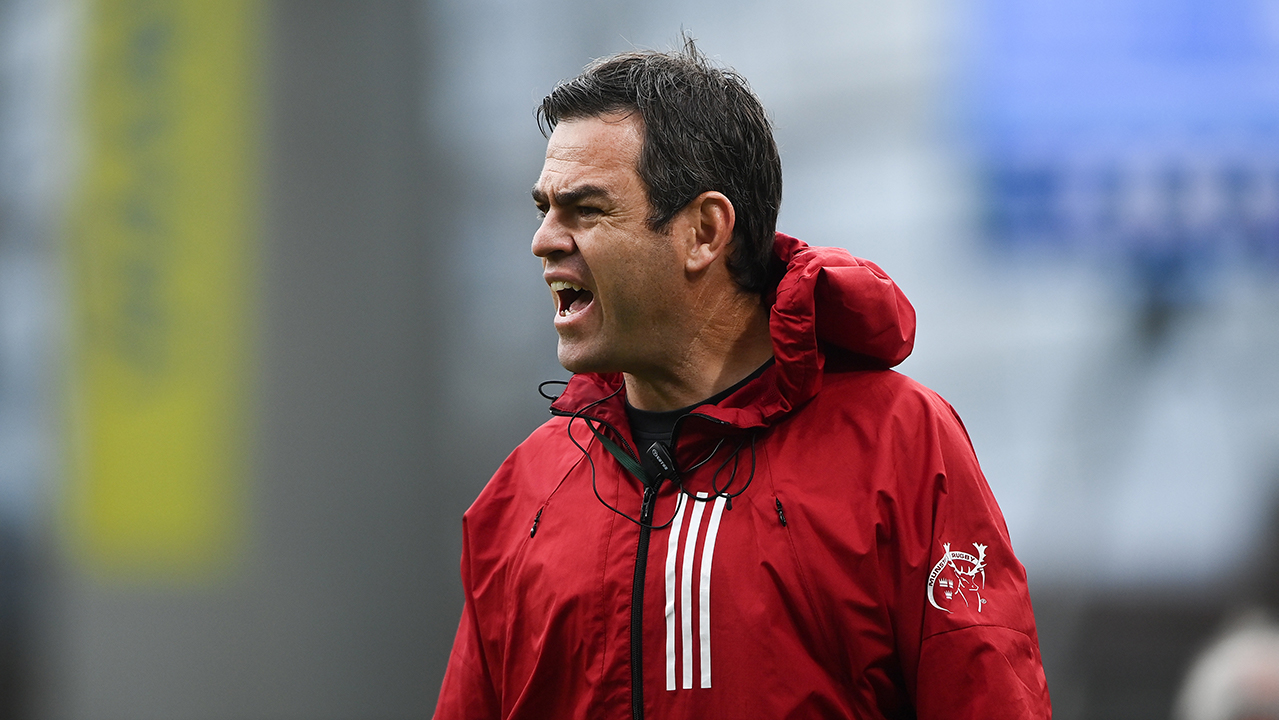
[65,0,259,578]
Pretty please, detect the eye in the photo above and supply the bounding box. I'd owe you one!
[578,206,602,218]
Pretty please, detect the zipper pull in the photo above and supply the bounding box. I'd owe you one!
[775,498,787,527]
[640,487,657,524]
[530,507,544,538]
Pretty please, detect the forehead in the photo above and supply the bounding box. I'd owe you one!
[537,114,644,194]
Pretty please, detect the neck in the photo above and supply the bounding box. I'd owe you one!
[624,293,773,412]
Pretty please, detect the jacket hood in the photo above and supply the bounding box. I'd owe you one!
[551,232,916,429]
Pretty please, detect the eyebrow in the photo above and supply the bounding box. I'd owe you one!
[531,183,612,208]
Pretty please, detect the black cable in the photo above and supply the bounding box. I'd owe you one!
[563,387,688,531]
[558,383,759,526]
[538,379,569,401]
[705,433,757,508]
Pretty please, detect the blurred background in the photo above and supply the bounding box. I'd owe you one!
[0,0,1276,717]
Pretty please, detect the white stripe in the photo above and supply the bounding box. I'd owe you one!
[698,495,727,688]
[663,494,688,692]
[680,493,709,690]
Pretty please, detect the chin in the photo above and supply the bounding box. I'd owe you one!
[556,352,598,375]
[556,341,615,376]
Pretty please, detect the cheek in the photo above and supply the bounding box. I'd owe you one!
[621,268,681,324]
[592,232,682,316]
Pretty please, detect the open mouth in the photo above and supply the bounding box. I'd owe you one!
[550,280,595,317]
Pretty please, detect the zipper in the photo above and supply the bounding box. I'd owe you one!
[547,403,724,718]
[630,413,727,719]
[529,507,544,537]
[631,483,657,720]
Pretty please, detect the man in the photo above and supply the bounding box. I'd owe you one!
[435,40,1051,719]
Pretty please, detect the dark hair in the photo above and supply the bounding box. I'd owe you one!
[537,36,783,295]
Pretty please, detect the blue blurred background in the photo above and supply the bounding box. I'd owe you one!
[0,0,1276,717]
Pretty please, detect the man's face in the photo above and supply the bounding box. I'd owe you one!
[532,114,685,376]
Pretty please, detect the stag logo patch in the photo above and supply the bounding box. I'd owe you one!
[927,542,988,614]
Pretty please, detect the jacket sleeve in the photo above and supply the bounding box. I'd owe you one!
[894,395,1051,718]
[433,517,501,720]
[915,625,1050,719]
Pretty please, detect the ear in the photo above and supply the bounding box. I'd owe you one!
[682,191,735,274]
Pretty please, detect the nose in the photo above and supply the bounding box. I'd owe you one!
[532,210,574,259]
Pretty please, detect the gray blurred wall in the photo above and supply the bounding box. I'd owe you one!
[35,2,470,718]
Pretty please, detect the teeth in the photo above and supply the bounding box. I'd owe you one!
[551,280,588,319]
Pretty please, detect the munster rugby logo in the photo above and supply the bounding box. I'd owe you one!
[927,542,988,613]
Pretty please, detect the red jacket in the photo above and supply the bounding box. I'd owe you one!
[435,233,1051,719]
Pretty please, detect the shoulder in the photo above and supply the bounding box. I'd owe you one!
[502,414,580,476]
[768,364,981,505]
[464,415,582,524]
[795,364,966,441]
[457,414,595,572]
